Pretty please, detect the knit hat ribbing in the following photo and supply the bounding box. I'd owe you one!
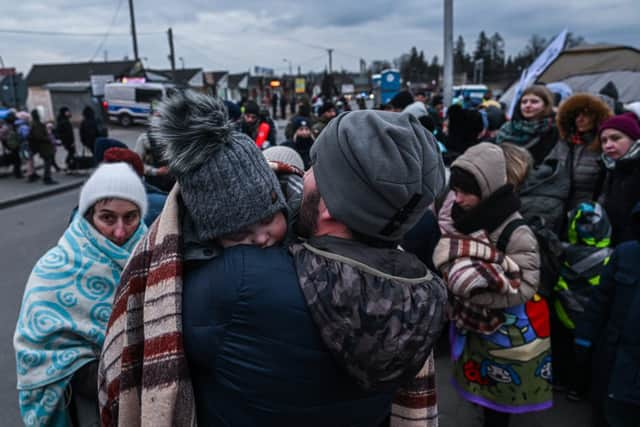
[598,112,640,141]
[152,90,286,241]
[311,110,446,242]
[263,145,305,171]
[78,163,148,218]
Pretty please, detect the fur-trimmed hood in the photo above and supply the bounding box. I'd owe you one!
[556,93,612,140]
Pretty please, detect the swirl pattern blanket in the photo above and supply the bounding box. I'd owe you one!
[14,215,146,426]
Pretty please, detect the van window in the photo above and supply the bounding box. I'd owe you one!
[105,86,131,100]
[135,89,163,103]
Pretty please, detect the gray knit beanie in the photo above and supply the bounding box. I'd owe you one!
[151,90,286,241]
[311,110,446,242]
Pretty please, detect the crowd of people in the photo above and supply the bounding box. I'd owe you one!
[10,80,640,427]
[0,106,106,184]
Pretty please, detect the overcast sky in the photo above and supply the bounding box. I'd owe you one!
[2,0,638,75]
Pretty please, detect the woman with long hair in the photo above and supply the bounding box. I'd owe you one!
[496,85,558,167]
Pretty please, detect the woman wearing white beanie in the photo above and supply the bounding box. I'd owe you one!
[14,162,148,426]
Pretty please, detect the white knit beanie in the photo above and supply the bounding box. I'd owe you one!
[78,163,148,218]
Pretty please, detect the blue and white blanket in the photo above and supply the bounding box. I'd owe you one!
[14,214,146,426]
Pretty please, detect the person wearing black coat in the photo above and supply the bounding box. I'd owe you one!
[595,113,640,245]
[28,109,56,184]
[281,117,315,170]
[79,106,98,154]
[575,203,640,427]
[56,106,75,169]
[183,246,395,426]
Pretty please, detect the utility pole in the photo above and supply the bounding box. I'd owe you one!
[442,0,453,107]
[327,48,334,74]
[167,28,176,83]
[128,0,139,61]
[104,50,108,62]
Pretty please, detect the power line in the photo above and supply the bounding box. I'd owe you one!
[274,35,328,52]
[89,0,125,61]
[332,49,361,61]
[297,53,327,66]
[0,28,161,37]
[173,35,240,69]
[175,34,245,64]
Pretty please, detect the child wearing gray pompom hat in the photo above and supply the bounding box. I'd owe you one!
[152,90,289,248]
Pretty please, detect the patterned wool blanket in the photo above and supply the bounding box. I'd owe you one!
[98,185,196,427]
[14,214,146,427]
[391,351,438,427]
[433,231,522,334]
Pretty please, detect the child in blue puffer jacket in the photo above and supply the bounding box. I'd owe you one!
[575,202,640,427]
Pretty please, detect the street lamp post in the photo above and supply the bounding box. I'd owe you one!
[443,0,454,107]
[283,58,292,75]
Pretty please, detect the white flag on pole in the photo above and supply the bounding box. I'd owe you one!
[508,29,568,118]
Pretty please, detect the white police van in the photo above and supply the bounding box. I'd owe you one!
[104,82,171,127]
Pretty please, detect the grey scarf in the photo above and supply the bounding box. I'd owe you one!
[602,139,640,170]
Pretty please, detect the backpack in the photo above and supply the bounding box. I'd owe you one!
[497,216,562,299]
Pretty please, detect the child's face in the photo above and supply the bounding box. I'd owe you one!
[220,211,287,249]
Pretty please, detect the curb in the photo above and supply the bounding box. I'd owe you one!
[0,179,86,210]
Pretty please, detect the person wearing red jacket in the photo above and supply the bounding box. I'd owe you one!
[238,100,277,149]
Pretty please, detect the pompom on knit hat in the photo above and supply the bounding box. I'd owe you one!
[78,163,148,218]
[598,112,640,141]
[310,110,446,242]
[291,116,311,135]
[103,147,145,177]
[151,90,286,241]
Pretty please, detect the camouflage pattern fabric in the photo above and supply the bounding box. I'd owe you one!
[290,236,447,391]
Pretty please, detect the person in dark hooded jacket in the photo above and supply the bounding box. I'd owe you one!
[443,104,485,160]
[79,106,98,154]
[548,93,611,210]
[55,106,76,169]
[237,100,277,148]
[595,112,640,246]
[28,109,56,184]
[281,117,315,169]
[285,99,314,140]
[575,202,640,427]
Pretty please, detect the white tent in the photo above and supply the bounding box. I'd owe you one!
[500,44,640,107]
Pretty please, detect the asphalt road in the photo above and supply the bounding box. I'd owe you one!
[0,123,594,426]
[0,189,80,425]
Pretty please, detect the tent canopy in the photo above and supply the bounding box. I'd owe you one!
[500,44,640,107]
